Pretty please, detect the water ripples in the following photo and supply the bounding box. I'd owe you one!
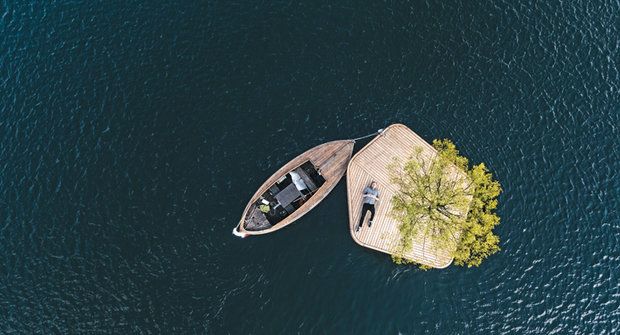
[1,0,618,333]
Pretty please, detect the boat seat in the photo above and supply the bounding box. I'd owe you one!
[294,167,318,192]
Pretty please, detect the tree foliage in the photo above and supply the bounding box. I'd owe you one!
[389,139,502,268]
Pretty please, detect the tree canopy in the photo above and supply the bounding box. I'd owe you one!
[389,139,502,267]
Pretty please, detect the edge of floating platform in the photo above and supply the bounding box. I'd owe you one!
[346,124,456,268]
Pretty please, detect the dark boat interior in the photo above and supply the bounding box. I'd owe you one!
[244,161,326,231]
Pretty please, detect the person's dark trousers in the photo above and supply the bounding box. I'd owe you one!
[358,203,376,228]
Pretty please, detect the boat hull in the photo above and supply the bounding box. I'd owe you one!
[238,140,354,235]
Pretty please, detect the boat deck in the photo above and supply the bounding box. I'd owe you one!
[346,124,455,268]
[239,140,354,235]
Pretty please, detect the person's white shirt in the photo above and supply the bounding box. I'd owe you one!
[289,171,308,191]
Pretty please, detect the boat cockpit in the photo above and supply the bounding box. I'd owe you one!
[244,161,325,231]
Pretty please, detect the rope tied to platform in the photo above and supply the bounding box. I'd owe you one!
[351,128,385,142]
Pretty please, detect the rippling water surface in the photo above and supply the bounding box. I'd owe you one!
[1,1,619,333]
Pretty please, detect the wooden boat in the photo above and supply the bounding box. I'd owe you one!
[235,140,355,236]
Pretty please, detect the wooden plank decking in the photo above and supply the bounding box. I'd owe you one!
[346,124,455,268]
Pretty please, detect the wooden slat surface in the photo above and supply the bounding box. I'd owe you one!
[346,124,455,268]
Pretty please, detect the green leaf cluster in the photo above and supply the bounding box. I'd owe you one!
[388,139,502,268]
[452,162,502,267]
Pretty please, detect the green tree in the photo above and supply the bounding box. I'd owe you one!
[389,139,502,267]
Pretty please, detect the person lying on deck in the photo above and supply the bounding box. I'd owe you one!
[356,181,379,232]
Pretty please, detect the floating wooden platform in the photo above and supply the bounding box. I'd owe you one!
[346,124,455,268]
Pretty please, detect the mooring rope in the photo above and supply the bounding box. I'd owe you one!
[351,128,385,142]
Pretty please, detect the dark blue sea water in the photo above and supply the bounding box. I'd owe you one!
[1,1,619,333]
